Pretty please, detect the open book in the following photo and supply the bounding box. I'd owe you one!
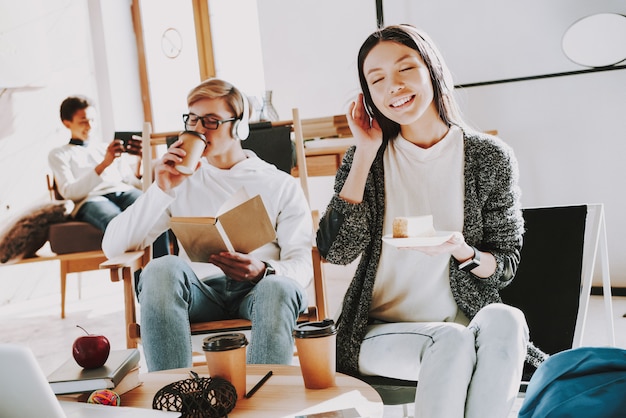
[170,188,276,262]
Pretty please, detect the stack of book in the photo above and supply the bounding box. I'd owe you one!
[47,348,141,397]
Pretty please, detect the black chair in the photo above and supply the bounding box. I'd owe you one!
[500,205,587,383]
[243,122,295,174]
[358,205,593,408]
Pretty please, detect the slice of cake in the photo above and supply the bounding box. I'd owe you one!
[392,215,436,238]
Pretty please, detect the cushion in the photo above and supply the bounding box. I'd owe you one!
[519,347,626,418]
[48,221,103,254]
[0,201,70,263]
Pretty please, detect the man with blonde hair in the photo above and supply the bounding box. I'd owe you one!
[103,78,312,371]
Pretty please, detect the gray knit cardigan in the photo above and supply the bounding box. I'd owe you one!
[316,129,548,376]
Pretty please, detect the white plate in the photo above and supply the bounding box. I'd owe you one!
[382,231,454,247]
[304,137,356,149]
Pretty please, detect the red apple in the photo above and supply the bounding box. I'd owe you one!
[72,325,110,369]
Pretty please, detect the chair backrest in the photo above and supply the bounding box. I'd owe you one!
[242,123,294,174]
[499,205,604,382]
[46,174,64,201]
[500,206,587,356]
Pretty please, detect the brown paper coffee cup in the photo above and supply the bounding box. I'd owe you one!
[202,333,248,399]
[293,319,337,389]
[175,131,206,175]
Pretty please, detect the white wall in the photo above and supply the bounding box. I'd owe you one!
[136,0,201,132]
[2,0,626,286]
[0,0,101,217]
[209,0,266,101]
[383,0,613,84]
[383,0,626,285]
[98,0,144,135]
[255,0,626,286]
[256,0,378,120]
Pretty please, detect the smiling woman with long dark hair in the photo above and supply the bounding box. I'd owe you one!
[317,25,547,418]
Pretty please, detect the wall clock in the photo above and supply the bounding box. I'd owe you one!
[161,27,183,59]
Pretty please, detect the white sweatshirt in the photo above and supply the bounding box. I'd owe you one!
[102,151,313,289]
[48,142,142,215]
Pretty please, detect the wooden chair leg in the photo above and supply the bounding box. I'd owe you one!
[60,261,68,319]
[122,267,138,349]
[102,250,147,349]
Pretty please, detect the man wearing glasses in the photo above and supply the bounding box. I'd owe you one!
[103,78,313,372]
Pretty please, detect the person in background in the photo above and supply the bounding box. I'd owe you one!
[48,96,143,231]
[317,25,547,418]
[102,78,313,371]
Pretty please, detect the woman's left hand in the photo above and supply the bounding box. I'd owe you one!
[209,251,265,283]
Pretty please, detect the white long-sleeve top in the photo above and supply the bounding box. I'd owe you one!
[102,151,314,289]
[48,142,142,215]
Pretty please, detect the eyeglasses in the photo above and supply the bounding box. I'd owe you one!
[182,114,237,130]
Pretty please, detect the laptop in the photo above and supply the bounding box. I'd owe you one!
[0,344,179,418]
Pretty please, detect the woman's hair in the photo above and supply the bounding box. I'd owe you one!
[59,96,92,122]
[187,78,246,120]
[357,24,464,141]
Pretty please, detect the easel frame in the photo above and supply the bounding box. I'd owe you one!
[574,203,615,347]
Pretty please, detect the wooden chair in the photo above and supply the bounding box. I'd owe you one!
[288,110,352,180]
[21,176,108,319]
[100,116,331,349]
[45,175,104,255]
[101,245,327,350]
[11,248,107,319]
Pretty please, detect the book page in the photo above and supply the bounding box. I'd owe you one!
[218,195,276,254]
[217,187,250,215]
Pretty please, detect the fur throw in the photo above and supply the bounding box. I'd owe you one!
[0,201,70,263]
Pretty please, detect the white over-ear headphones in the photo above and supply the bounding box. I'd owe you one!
[231,87,250,141]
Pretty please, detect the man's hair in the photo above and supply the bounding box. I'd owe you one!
[59,96,92,122]
[187,78,246,121]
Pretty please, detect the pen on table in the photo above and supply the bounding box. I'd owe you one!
[245,370,273,398]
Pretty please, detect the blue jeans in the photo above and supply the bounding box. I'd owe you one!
[76,189,142,231]
[137,255,307,371]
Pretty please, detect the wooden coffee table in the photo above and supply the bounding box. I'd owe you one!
[122,364,383,417]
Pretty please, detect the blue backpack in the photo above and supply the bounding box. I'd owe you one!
[519,347,626,418]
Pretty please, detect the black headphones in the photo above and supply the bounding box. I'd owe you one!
[231,87,250,141]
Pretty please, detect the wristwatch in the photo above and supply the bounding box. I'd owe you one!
[252,262,276,285]
[459,246,481,272]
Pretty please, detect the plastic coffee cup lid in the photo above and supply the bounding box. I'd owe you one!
[202,333,248,351]
[180,130,207,143]
[293,319,337,338]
